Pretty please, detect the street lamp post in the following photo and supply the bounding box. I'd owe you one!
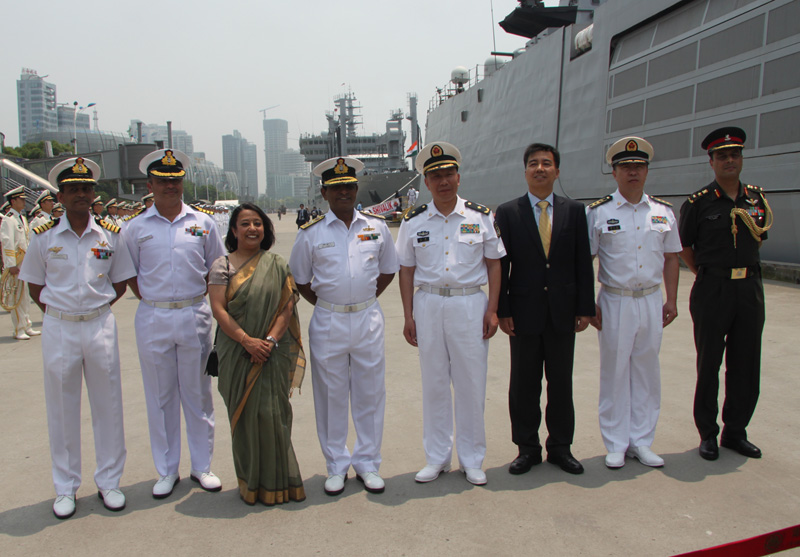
[72,101,96,154]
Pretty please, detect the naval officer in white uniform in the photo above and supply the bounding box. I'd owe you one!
[586,137,681,469]
[396,142,505,486]
[289,156,398,496]
[29,189,56,230]
[21,157,135,519]
[124,148,226,498]
[1,185,39,340]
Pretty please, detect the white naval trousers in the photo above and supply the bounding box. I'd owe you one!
[10,284,32,335]
[134,301,215,476]
[597,287,663,453]
[42,310,126,495]
[414,289,488,469]
[308,301,386,476]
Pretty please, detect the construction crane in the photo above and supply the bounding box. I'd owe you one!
[259,105,280,119]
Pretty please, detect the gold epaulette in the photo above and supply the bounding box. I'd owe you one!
[191,204,214,215]
[360,210,386,220]
[650,196,673,207]
[465,200,490,215]
[33,219,58,234]
[96,218,120,234]
[588,195,612,209]
[300,215,324,230]
[687,188,710,204]
[124,207,146,222]
[404,204,427,221]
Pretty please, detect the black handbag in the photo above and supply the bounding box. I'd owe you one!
[205,256,229,377]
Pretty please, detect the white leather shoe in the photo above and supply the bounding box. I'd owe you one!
[53,495,76,519]
[190,470,222,492]
[14,332,30,341]
[415,464,451,483]
[605,452,626,468]
[324,474,347,496]
[153,474,180,499]
[356,471,385,494]
[25,328,41,336]
[462,467,487,486]
[626,446,664,467]
[98,488,126,511]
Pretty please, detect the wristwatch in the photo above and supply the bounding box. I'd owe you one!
[266,335,279,348]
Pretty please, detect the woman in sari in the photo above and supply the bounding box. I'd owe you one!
[208,203,306,505]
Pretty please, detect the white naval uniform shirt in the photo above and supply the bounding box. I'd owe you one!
[587,190,682,290]
[19,217,136,312]
[289,210,399,304]
[395,196,506,288]
[29,213,52,231]
[0,208,29,268]
[123,202,225,301]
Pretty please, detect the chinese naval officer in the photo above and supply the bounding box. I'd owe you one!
[20,157,135,518]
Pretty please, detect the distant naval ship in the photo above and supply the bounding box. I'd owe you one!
[424,0,800,264]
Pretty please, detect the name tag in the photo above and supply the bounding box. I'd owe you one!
[137,235,153,244]
[318,242,335,249]
[50,254,68,260]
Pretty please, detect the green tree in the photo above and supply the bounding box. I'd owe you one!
[2,140,73,159]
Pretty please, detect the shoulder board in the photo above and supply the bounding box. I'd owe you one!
[404,204,427,221]
[649,196,672,207]
[33,219,58,234]
[588,195,613,209]
[300,215,324,230]
[687,188,711,204]
[745,184,763,193]
[124,207,146,221]
[360,210,386,220]
[96,218,121,234]
[465,200,490,215]
[191,204,214,215]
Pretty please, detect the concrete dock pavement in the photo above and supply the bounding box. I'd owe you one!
[1,214,798,556]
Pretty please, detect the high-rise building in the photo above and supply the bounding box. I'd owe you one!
[17,68,58,145]
[263,119,310,199]
[129,121,194,154]
[222,130,258,200]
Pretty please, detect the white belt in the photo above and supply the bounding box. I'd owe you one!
[418,285,482,297]
[46,304,110,322]
[601,284,660,298]
[142,294,205,309]
[316,296,377,313]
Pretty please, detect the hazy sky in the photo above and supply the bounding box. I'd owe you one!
[2,0,556,190]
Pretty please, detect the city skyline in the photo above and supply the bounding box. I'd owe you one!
[1,0,553,193]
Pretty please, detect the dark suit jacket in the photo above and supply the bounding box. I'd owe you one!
[495,193,595,335]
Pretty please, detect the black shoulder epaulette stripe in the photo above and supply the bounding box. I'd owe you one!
[191,204,214,215]
[746,184,763,193]
[33,219,58,234]
[300,215,324,230]
[650,196,672,207]
[404,204,427,221]
[465,200,490,215]
[687,188,710,204]
[360,210,385,220]
[588,195,613,209]
[96,217,120,234]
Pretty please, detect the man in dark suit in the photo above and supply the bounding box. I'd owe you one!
[495,143,595,475]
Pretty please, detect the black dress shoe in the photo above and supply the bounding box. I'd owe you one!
[546,452,584,475]
[508,453,542,475]
[699,438,719,461]
[721,438,762,458]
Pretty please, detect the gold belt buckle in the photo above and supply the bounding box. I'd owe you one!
[730,267,747,280]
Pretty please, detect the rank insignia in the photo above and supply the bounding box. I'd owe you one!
[185,225,208,237]
[651,216,667,225]
[91,247,113,259]
[607,219,619,225]
[358,233,379,241]
[460,224,480,234]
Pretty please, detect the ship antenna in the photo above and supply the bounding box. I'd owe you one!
[490,0,498,53]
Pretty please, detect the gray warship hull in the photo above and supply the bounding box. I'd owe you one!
[425,0,800,264]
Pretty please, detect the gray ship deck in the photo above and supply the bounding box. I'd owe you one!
[1,216,798,556]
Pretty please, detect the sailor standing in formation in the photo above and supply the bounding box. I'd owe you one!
[20,157,135,519]
[29,190,56,230]
[289,156,398,496]
[396,142,505,486]
[587,137,681,469]
[1,185,39,340]
[678,127,772,461]
[124,148,226,498]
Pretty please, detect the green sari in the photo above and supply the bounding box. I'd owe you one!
[216,250,306,505]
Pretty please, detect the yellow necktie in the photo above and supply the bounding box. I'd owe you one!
[537,200,551,257]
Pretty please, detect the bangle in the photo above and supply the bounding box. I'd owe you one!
[266,335,279,348]
[239,330,248,343]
